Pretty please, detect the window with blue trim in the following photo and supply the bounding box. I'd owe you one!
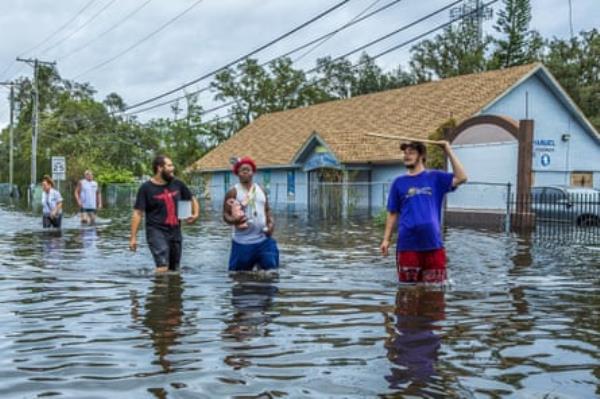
[287,170,295,200]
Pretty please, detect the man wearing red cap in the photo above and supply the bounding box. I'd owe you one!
[223,156,279,272]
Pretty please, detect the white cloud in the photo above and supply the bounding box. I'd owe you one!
[0,0,597,128]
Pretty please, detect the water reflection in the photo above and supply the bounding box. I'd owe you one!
[222,273,279,369]
[132,273,184,374]
[385,287,445,389]
[0,201,599,398]
[41,230,64,265]
[79,225,99,251]
[511,232,533,270]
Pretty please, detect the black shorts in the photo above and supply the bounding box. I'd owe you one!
[146,227,182,270]
[43,214,62,228]
[80,208,97,214]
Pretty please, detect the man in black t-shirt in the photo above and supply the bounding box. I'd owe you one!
[129,155,199,272]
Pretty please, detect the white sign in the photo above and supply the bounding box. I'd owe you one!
[52,156,66,181]
[533,138,556,153]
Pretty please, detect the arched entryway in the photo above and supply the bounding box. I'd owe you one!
[445,115,534,227]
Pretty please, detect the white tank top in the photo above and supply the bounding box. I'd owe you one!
[232,183,267,244]
[80,179,98,209]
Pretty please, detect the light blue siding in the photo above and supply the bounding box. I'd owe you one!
[483,73,600,189]
[448,142,517,209]
[371,164,404,209]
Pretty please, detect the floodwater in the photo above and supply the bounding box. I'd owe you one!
[0,201,599,399]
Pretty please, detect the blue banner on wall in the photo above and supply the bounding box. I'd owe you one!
[303,151,340,172]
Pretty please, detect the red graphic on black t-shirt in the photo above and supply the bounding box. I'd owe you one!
[153,189,179,226]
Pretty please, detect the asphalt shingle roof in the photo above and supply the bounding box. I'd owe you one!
[191,63,540,171]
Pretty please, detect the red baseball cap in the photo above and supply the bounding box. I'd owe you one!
[232,156,257,175]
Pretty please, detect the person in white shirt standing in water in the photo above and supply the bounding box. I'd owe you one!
[223,156,279,272]
[41,175,63,229]
[75,170,101,225]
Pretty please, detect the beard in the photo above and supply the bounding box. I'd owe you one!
[404,161,416,170]
[161,170,174,182]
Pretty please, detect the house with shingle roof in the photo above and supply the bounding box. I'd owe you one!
[190,63,600,214]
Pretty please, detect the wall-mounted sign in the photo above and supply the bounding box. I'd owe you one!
[303,151,340,172]
[540,153,551,167]
[533,138,555,153]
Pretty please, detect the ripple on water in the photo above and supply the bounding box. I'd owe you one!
[0,205,598,398]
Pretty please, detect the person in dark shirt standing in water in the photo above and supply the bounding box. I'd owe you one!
[380,140,467,284]
[129,155,199,272]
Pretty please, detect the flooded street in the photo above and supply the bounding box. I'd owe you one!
[0,202,599,398]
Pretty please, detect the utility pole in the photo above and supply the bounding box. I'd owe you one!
[450,0,494,43]
[0,81,18,196]
[16,57,56,197]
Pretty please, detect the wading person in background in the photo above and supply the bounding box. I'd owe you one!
[380,140,467,283]
[74,170,101,225]
[41,175,63,229]
[223,156,279,272]
[129,155,199,273]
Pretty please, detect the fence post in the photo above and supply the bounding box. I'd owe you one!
[505,182,512,233]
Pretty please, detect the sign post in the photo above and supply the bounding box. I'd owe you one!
[51,156,66,191]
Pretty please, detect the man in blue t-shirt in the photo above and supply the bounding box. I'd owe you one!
[380,140,467,283]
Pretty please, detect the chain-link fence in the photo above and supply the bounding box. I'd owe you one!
[5,179,598,244]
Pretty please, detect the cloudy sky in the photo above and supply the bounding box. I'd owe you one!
[0,0,597,128]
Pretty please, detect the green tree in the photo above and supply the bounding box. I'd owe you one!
[313,56,355,99]
[351,53,415,96]
[427,119,456,170]
[313,53,414,99]
[103,92,126,113]
[211,58,321,132]
[490,0,543,68]
[410,20,490,81]
[544,29,600,130]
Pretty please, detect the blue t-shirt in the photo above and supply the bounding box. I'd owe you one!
[387,170,454,251]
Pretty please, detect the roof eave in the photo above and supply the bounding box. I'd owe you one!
[193,163,303,173]
[480,63,600,144]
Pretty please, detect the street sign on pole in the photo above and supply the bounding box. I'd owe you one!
[51,156,66,181]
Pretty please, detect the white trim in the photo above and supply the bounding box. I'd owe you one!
[534,169,600,173]
[480,64,600,144]
[452,141,518,149]
[195,164,302,173]
[537,64,600,141]
[479,64,543,114]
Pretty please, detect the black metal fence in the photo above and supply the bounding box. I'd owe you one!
[510,191,600,243]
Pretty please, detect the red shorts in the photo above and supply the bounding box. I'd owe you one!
[396,248,447,283]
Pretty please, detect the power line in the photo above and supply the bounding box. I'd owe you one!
[72,0,207,79]
[178,0,500,123]
[121,0,353,112]
[126,0,460,117]
[11,0,500,153]
[121,0,399,115]
[122,0,404,116]
[0,0,98,80]
[19,0,99,57]
[57,0,155,61]
[39,0,119,57]
[293,0,385,64]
